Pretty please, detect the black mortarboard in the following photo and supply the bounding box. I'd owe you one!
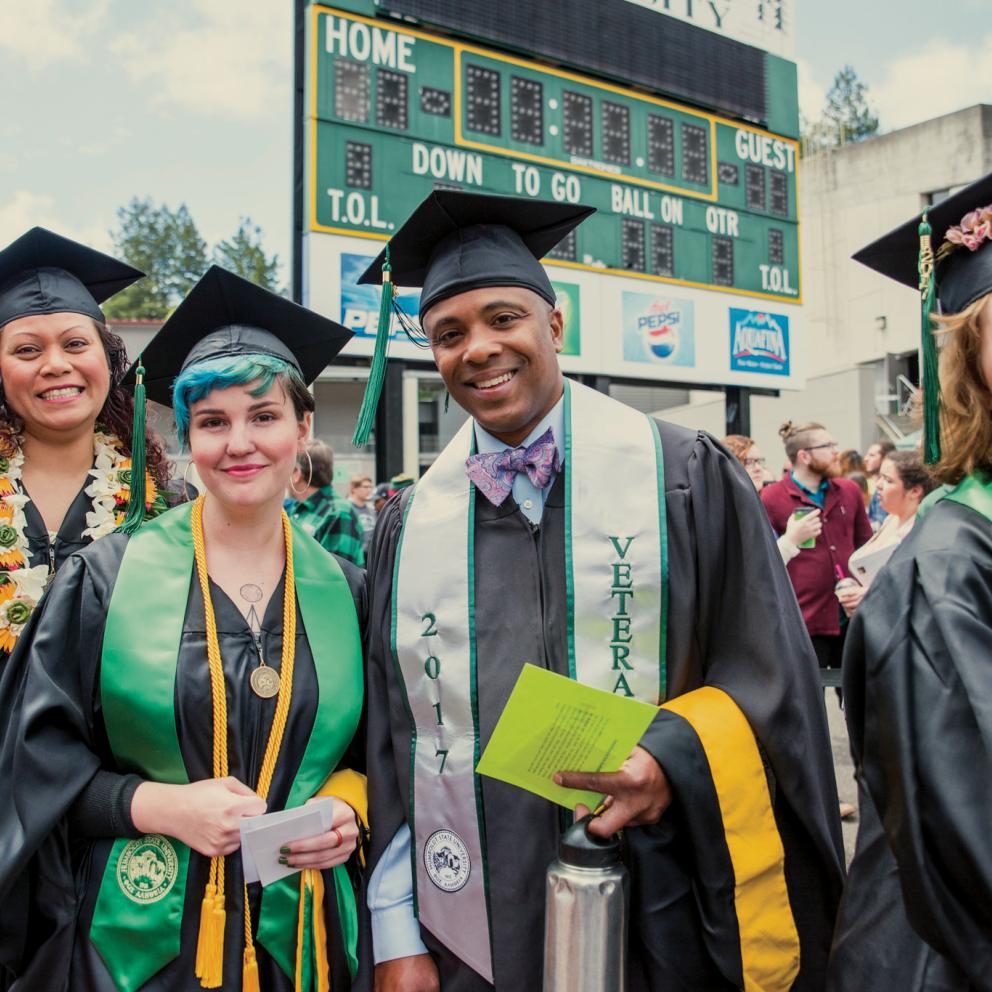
[0,227,143,329]
[853,171,992,464]
[117,265,352,535]
[351,190,594,445]
[130,265,353,407]
[854,171,992,314]
[359,190,594,318]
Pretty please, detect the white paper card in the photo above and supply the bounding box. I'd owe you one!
[239,797,335,887]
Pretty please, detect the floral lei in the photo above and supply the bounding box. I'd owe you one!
[0,431,166,652]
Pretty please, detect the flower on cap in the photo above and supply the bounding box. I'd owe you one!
[940,203,992,258]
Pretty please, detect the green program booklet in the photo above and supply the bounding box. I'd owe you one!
[476,664,659,810]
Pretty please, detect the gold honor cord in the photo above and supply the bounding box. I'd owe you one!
[191,495,298,990]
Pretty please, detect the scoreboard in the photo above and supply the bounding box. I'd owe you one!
[301,2,803,390]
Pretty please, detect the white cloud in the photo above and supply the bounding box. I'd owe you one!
[796,57,826,121]
[0,0,110,67]
[0,192,59,244]
[110,0,290,121]
[871,34,992,131]
[0,191,112,252]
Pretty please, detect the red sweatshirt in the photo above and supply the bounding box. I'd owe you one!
[760,475,872,637]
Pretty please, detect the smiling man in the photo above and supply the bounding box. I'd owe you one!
[359,191,843,992]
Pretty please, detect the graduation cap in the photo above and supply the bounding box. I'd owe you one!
[853,171,992,463]
[130,265,353,407]
[118,265,353,533]
[0,227,143,329]
[351,189,594,446]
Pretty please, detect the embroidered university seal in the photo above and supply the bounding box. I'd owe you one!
[424,828,471,893]
[116,834,179,904]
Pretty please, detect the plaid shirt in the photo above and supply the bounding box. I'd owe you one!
[287,484,365,567]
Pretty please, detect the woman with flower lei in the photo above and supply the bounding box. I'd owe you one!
[829,173,992,990]
[0,229,170,659]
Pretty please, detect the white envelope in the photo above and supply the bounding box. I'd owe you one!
[239,798,335,887]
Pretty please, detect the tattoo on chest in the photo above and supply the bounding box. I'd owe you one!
[240,583,263,634]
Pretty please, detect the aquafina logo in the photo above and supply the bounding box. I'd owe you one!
[639,301,682,361]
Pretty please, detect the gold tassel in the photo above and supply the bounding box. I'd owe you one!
[294,871,330,992]
[310,870,330,992]
[194,874,226,989]
[243,944,261,992]
[194,882,216,976]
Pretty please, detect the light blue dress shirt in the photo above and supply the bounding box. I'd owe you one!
[367,396,566,963]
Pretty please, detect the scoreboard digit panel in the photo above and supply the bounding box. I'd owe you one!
[562,91,594,157]
[465,64,501,136]
[601,101,631,166]
[510,76,544,146]
[310,7,801,303]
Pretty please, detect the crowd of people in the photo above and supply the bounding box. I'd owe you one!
[0,177,988,992]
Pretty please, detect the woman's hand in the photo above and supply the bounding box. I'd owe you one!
[785,508,822,546]
[131,777,266,858]
[837,583,866,617]
[279,798,361,870]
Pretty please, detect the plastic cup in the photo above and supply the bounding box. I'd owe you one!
[790,508,816,548]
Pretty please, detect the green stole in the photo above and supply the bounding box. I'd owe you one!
[918,471,992,522]
[942,471,992,520]
[87,502,363,992]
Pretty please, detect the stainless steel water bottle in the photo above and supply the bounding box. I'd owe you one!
[543,814,629,992]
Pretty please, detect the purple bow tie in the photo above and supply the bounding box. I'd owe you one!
[465,428,562,507]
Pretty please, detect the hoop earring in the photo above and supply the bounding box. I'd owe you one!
[290,449,314,495]
[182,460,195,501]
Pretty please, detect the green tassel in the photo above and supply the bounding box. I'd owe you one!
[351,247,393,448]
[918,215,941,465]
[115,359,148,535]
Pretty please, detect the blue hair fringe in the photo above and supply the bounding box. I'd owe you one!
[172,353,303,446]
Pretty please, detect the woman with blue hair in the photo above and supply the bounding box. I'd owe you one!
[0,267,367,992]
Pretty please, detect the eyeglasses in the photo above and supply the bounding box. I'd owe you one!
[803,442,839,452]
[743,457,766,467]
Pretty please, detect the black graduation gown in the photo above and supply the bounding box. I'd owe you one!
[21,478,95,573]
[0,530,367,991]
[364,422,844,992]
[828,499,992,992]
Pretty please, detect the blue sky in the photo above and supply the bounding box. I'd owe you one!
[1,1,989,283]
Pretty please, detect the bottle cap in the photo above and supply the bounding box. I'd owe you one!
[559,814,620,869]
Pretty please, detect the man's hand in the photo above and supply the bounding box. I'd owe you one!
[374,954,440,992]
[555,745,672,838]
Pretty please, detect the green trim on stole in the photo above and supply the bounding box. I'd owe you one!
[90,504,364,990]
[943,471,992,522]
[563,382,577,681]
[389,488,421,917]
[465,461,494,960]
[649,418,668,701]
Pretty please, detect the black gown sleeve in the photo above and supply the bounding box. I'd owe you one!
[637,429,844,989]
[842,500,992,987]
[0,536,127,983]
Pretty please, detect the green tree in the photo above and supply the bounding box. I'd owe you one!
[823,65,879,142]
[103,198,209,320]
[803,65,879,155]
[212,217,281,292]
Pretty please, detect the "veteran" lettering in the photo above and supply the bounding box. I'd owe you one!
[608,536,636,696]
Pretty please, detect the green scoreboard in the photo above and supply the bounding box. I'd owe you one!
[301,2,803,389]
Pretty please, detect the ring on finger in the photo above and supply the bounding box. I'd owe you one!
[332,827,344,847]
